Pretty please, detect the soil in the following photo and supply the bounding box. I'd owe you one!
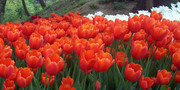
[73,0,137,15]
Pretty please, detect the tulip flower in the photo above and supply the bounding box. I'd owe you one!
[139,76,154,89]
[7,29,20,42]
[169,41,180,56]
[56,28,65,38]
[153,47,167,60]
[16,67,34,87]
[45,53,65,75]
[44,29,57,44]
[86,38,104,53]
[59,84,76,90]
[156,69,172,85]
[3,79,15,90]
[151,22,168,41]
[102,31,114,46]
[26,49,42,68]
[114,24,128,40]
[62,37,73,54]
[172,51,180,69]
[95,80,101,90]
[132,29,147,41]
[41,73,55,86]
[115,51,129,68]
[128,15,141,33]
[150,11,162,20]
[124,63,143,82]
[61,76,74,87]
[59,21,70,31]
[175,71,180,83]
[37,25,51,36]
[7,66,18,81]
[171,64,177,72]
[12,37,26,47]
[21,22,36,36]
[29,32,44,49]
[131,40,148,60]
[73,38,87,56]
[0,58,14,78]
[94,51,114,72]
[79,50,97,73]
[15,43,30,60]
[173,27,180,40]
[143,16,156,34]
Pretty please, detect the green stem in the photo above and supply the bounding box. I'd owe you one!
[144,34,149,43]
[43,73,48,90]
[143,41,156,76]
[115,63,126,90]
[72,59,78,79]
[121,33,133,73]
[47,75,51,90]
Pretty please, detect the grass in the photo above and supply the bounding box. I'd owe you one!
[112,2,126,10]
[89,4,99,10]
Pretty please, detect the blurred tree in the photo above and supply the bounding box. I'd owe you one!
[39,0,46,9]
[22,0,30,16]
[0,0,6,23]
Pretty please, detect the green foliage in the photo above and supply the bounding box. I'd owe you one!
[112,2,126,10]
[89,3,99,10]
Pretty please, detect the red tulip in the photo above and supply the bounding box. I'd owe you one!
[45,53,65,75]
[73,38,87,56]
[7,66,18,81]
[56,28,65,38]
[156,69,172,85]
[114,24,128,40]
[61,76,74,87]
[175,71,180,83]
[0,58,14,78]
[94,51,114,72]
[16,67,34,87]
[95,80,101,90]
[41,72,55,86]
[173,27,180,40]
[102,31,114,46]
[139,76,154,89]
[143,16,156,34]
[124,63,143,82]
[37,25,51,36]
[62,37,73,54]
[115,51,128,68]
[132,29,147,41]
[171,64,177,72]
[59,21,70,31]
[131,40,148,59]
[59,84,76,90]
[3,79,15,90]
[153,47,167,60]
[29,32,44,49]
[26,49,42,68]
[86,38,104,53]
[168,41,180,56]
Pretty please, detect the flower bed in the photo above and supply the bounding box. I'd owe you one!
[0,3,180,90]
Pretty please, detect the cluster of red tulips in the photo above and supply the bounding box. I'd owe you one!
[0,11,180,90]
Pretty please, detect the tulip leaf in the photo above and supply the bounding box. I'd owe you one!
[160,85,166,90]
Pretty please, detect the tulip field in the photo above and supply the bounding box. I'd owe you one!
[0,9,180,90]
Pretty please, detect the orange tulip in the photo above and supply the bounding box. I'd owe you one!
[150,11,162,20]
[102,31,114,46]
[15,43,30,60]
[0,58,14,78]
[86,38,104,53]
[139,76,154,90]
[41,72,55,86]
[79,50,97,73]
[12,37,26,47]
[94,51,114,72]
[114,24,128,40]
[132,29,147,41]
[172,51,180,69]
[168,41,180,56]
[131,40,148,59]
[95,22,106,32]
[21,22,36,36]
[7,29,20,42]
[26,49,42,68]
[59,21,70,31]
[78,23,99,39]
[44,29,57,44]
[7,66,18,81]
[16,67,34,87]
[59,84,76,90]
[143,16,156,34]
[29,32,44,49]
[124,63,143,82]
[115,51,128,68]
[153,47,167,60]
[156,69,172,85]
[151,22,168,41]
[3,79,15,90]
[73,38,87,56]
[173,27,180,40]
[62,37,73,54]
[61,76,74,87]
[0,46,12,58]
[37,25,51,36]
[175,71,180,83]
[45,53,65,75]
[56,28,65,38]
[128,15,141,33]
